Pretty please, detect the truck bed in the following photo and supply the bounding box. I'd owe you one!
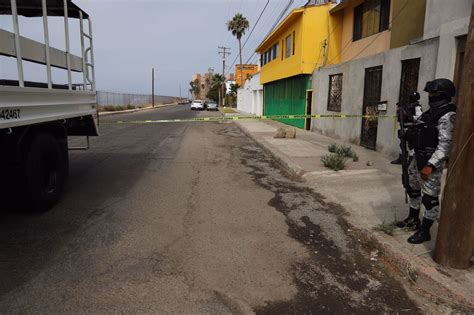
[0,84,97,130]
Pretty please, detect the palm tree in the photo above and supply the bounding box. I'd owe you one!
[206,74,226,102]
[211,73,225,88]
[189,79,200,99]
[227,13,249,85]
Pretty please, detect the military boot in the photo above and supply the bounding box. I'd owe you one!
[390,154,403,165]
[407,218,434,244]
[396,207,421,230]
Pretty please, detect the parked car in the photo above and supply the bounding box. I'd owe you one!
[205,101,218,111]
[190,100,204,110]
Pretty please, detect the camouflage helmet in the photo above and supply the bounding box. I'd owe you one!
[424,79,456,98]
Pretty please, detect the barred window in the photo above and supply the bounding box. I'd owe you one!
[327,74,343,112]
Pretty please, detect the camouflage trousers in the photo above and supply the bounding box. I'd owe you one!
[408,156,444,221]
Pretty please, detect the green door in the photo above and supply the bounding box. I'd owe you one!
[263,75,310,129]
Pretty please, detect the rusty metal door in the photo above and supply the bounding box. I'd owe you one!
[399,58,420,104]
[360,66,382,150]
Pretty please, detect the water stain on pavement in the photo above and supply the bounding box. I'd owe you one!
[216,125,421,314]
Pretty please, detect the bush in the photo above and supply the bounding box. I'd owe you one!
[126,104,136,110]
[321,153,346,171]
[328,143,359,162]
[373,222,396,236]
[328,143,338,153]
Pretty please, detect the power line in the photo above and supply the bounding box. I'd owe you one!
[225,0,292,72]
[225,0,271,74]
[264,0,294,41]
[243,0,294,65]
[242,0,270,49]
[223,0,235,47]
[240,0,288,60]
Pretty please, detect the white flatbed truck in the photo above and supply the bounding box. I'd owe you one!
[0,0,98,211]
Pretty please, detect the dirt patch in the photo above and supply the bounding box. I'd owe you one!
[224,125,421,313]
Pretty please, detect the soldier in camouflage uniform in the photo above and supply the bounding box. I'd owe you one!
[396,79,457,244]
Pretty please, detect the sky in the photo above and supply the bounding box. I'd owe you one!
[0,0,310,96]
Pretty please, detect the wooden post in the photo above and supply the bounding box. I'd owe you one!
[434,6,474,269]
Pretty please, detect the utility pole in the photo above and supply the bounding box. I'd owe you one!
[218,46,231,106]
[151,67,155,107]
[434,5,474,269]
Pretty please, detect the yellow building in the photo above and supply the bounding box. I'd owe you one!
[235,64,258,86]
[255,2,341,129]
[329,0,426,63]
[312,0,430,154]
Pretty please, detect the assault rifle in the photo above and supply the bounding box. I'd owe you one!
[397,103,411,203]
[396,92,420,203]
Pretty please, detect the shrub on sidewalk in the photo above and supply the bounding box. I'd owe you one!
[373,222,396,236]
[328,143,359,162]
[321,153,346,171]
[328,143,338,153]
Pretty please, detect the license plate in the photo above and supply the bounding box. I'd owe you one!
[0,108,21,120]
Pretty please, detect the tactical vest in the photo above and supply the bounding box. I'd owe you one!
[408,104,456,168]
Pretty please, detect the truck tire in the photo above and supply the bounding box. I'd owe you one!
[23,132,67,212]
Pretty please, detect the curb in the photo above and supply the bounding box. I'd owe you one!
[98,103,179,116]
[234,120,474,311]
[374,232,474,311]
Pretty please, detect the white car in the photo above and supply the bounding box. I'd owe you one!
[205,101,218,111]
[190,100,204,110]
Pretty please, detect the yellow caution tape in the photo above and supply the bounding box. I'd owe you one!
[101,114,396,125]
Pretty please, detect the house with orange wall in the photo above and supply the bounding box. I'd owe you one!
[311,0,470,157]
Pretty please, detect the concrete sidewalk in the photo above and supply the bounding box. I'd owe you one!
[235,118,474,311]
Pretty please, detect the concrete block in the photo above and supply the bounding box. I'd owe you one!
[274,126,296,139]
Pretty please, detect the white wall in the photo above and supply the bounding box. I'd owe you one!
[423,0,471,79]
[237,81,252,113]
[237,72,263,115]
[312,38,439,158]
[423,0,471,41]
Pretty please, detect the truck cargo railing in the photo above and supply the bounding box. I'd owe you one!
[0,0,96,92]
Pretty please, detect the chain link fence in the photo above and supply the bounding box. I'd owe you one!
[97,91,178,108]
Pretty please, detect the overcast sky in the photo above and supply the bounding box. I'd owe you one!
[0,0,309,96]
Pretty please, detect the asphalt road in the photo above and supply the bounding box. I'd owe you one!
[0,105,424,313]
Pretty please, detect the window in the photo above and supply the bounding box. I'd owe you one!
[261,42,280,66]
[327,74,343,112]
[281,39,284,60]
[353,0,390,41]
[285,34,292,58]
[292,31,296,55]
